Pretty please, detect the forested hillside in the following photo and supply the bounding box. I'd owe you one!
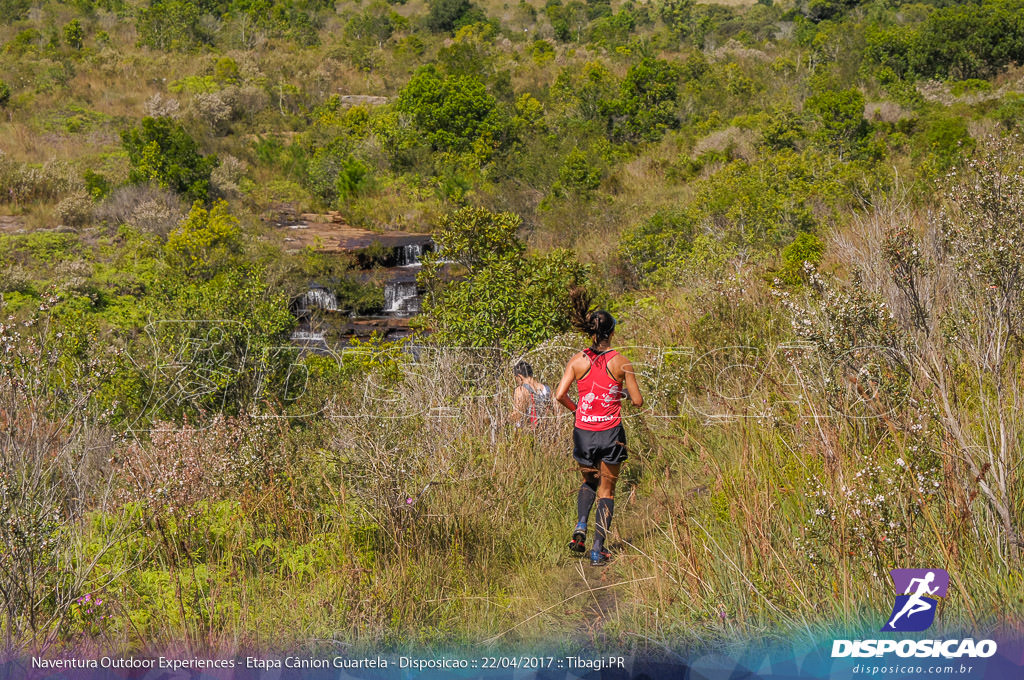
[2,0,1024,657]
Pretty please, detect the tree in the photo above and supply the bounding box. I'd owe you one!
[551,61,618,123]
[864,0,1024,80]
[658,0,693,35]
[0,0,31,22]
[426,0,472,32]
[805,87,867,157]
[419,207,590,349]
[121,117,219,201]
[63,19,84,49]
[613,57,682,142]
[165,201,243,279]
[136,0,204,51]
[911,0,1024,80]
[395,66,504,154]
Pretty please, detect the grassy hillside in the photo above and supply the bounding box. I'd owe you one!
[2,0,1024,658]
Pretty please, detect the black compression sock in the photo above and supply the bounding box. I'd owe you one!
[593,498,615,552]
[577,478,598,526]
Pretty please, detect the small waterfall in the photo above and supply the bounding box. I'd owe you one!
[290,330,326,342]
[396,243,424,267]
[302,287,338,312]
[384,280,420,314]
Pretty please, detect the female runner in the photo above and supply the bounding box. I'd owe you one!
[554,289,643,566]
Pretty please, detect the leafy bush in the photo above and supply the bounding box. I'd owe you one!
[550,61,618,124]
[912,110,973,174]
[164,200,243,279]
[612,57,682,142]
[419,207,590,349]
[0,0,31,23]
[619,208,698,279]
[556,147,604,195]
[659,0,694,35]
[865,0,1024,80]
[136,0,205,51]
[121,117,219,201]
[83,170,111,200]
[395,66,505,155]
[805,87,867,157]
[777,231,823,284]
[426,0,473,32]
[63,19,85,49]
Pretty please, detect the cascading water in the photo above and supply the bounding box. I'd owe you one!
[396,243,424,267]
[384,280,420,315]
[301,287,338,312]
[290,329,326,342]
[289,232,434,348]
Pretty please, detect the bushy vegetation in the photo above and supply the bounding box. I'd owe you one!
[2,0,1024,660]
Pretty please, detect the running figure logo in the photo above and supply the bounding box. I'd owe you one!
[882,568,949,632]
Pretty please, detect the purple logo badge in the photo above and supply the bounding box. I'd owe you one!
[882,569,949,632]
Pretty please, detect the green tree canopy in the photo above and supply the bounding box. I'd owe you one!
[805,87,867,157]
[613,57,682,142]
[395,66,505,154]
[165,201,244,279]
[426,0,473,32]
[121,117,219,201]
[419,207,590,349]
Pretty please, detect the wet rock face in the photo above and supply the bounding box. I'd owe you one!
[284,218,436,346]
[384,280,419,314]
[296,286,339,313]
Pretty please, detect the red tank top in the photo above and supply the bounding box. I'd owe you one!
[574,348,625,431]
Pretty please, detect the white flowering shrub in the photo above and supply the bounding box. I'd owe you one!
[793,135,1024,565]
[55,192,93,227]
[0,153,77,207]
[0,299,123,649]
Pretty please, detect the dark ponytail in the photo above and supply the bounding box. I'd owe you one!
[569,286,616,343]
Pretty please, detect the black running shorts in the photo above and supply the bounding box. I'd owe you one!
[572,424,628,468]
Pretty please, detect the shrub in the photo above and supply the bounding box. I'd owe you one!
[551,61,618,123]
[865,0,1024,80]
[164,200,243,279]
[912,111,973,173]
[94,183,186,237]
[659,0,694,35]
[0,310,123,644]
[777,231,824,284]
[426,0,473,32]
[619,209,698,279]
[0,154,76,206]
[612,57,682,142]
[419,207,591,349]
[63,19,84,49]
[136,0,205,51]
[805,87,867,157]
[56,192,94,227]
[395,66,505,155]
[143,93,182,119]
[556,147,603,195]
[121,117,218,201]
[0,80,12,108]
[210,155,247,198]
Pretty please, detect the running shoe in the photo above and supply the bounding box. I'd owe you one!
[568,522,587,554]
[590,548,611,566]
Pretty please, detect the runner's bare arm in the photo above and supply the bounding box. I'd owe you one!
[621,359,643,407]
[513,385,530,424]
[554,354,582,412]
